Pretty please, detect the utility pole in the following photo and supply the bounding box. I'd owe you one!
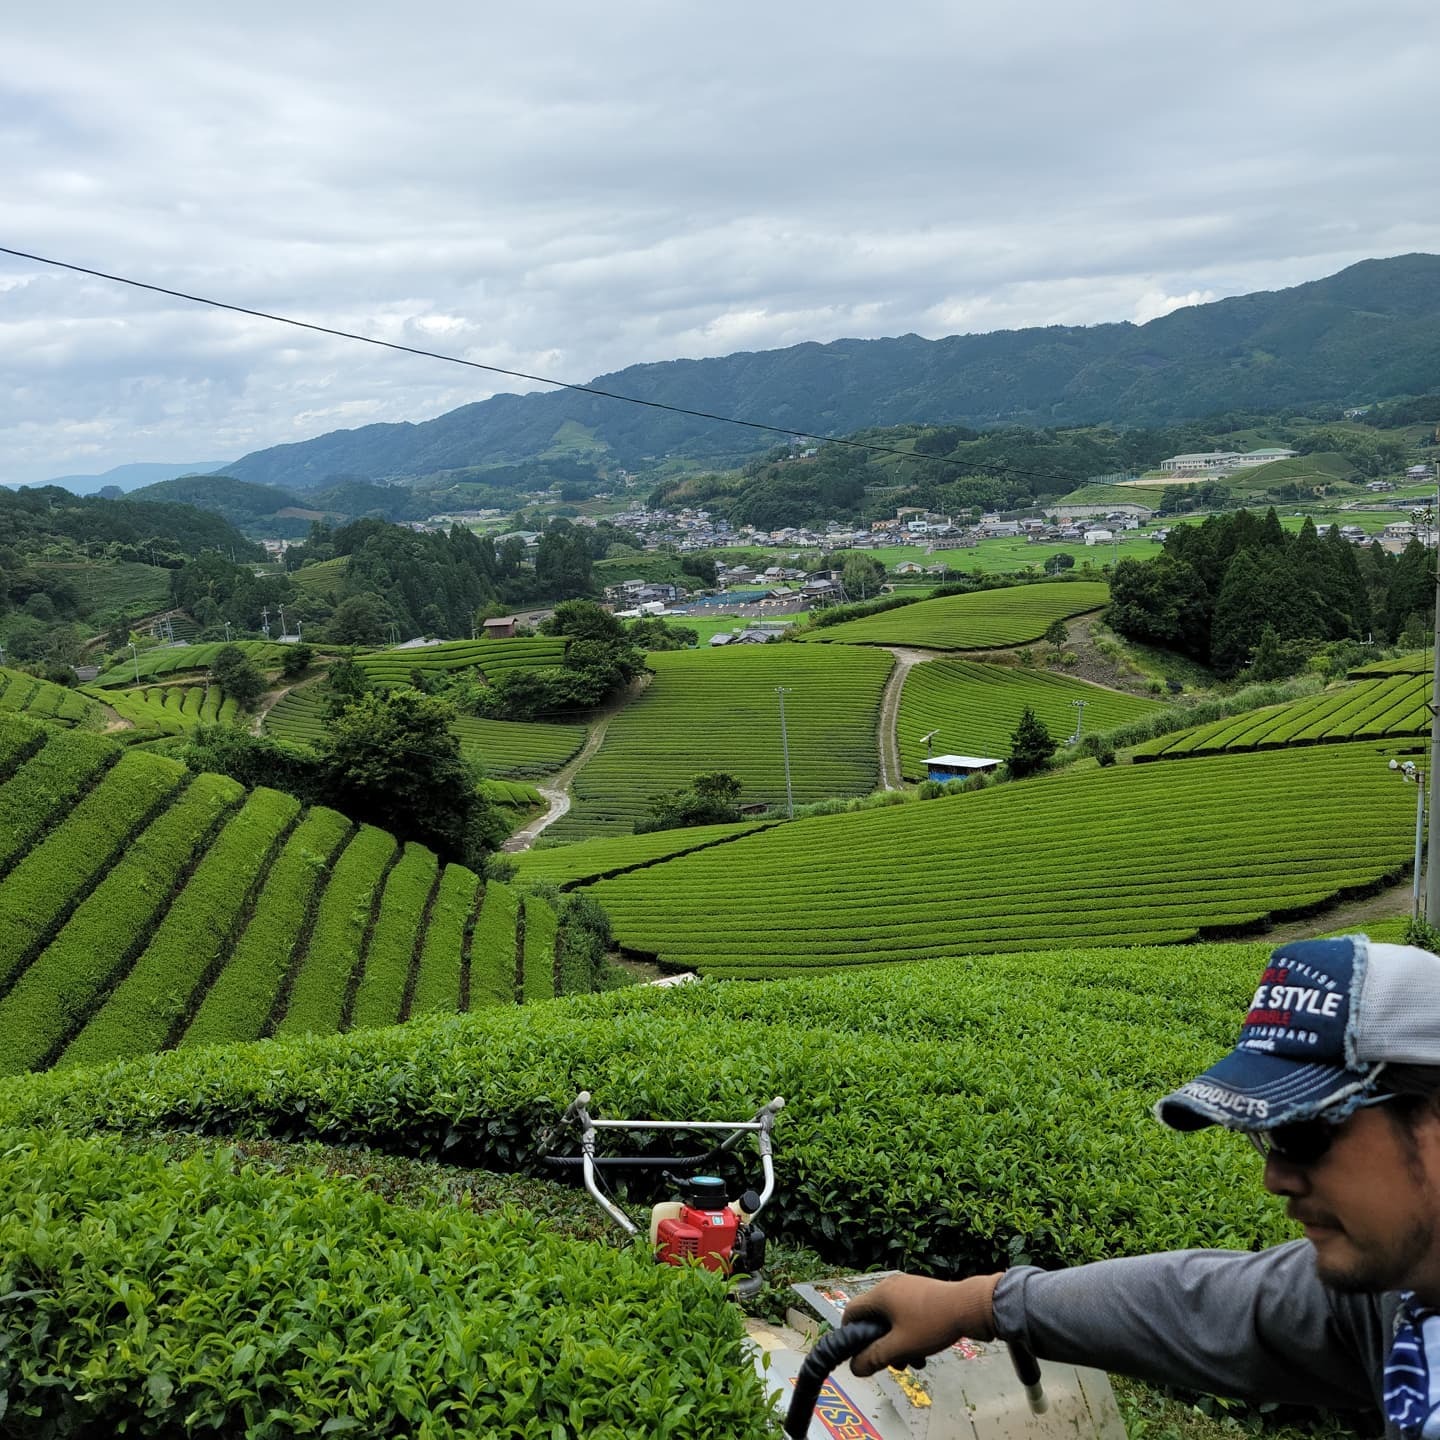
[278,605,287,638]
[260,606,270,639]
[129,641,140,686]
[776,687,795,820]
[1071,699,1087,745]
[224,621,232,643]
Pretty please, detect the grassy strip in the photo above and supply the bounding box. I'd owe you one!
[0,1128,772,1439]
[521,894,558,1004]
[274,825,398,1038]
[0,774,243,1076]
[467,881,519,1009]
[350,844,441,1030]
[57,789,302,1069]
[407,866,480,1017]
[0,723,117,875]
[0,750,184,993]
[179,806,354,1050]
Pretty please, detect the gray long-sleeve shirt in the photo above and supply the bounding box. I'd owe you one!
[993,1241,1399,1434]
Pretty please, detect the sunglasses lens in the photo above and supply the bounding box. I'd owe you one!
[1269,1122,1333,1164]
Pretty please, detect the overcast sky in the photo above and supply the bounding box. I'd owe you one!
[2,0,1438,485]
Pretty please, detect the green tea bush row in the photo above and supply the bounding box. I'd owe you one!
[182,806,354,1049]
[0,750,184,992]
[357,637,566,686]
[0,1128,772,1439]
[1134,674,1429,761]
[452,715,586,778]
[584,742,1414,974]
[521,894,557,1004]
[0,941,1297,1276]
[57,788,303,1069]
[0,774,242,1076]
[0,723,116,873]
[548,645,892,841]
[91,640,283,688]
[0,712,44,778]
[0,667,99,727]
[469,881,520,1008]
[275,824,398,1038]
[897,657,1162,777]
[261,683,329,750]
[97,683,242,740]
[515,819,771,887]
[799,580,1109,649]
[351,843,441,1030]
[410,865,480,1016]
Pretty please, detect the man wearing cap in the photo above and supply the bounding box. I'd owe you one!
[846,936,1440,1439]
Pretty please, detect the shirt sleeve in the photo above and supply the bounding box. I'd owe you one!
[991,1241,1385,1412]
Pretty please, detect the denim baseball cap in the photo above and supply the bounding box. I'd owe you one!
[1157,935,1440,1132]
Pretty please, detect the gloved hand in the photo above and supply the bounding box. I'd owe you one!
[845,1272,1002,1377]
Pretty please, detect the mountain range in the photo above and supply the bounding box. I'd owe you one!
[8,460,233,496]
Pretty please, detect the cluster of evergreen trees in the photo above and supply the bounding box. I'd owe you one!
[1108,508,1433,677]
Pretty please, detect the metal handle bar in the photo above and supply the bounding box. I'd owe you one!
[543,1153,726,1170]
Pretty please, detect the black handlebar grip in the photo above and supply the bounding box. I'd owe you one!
[783,1319,889,1439]
[1008,1339,1049,1413]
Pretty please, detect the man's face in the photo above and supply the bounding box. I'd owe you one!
[1263,1104,1440,1298]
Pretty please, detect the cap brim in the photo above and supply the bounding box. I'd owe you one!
[1157,1045,1376,1132]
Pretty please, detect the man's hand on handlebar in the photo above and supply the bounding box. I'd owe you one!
[844,1273,1003,1377]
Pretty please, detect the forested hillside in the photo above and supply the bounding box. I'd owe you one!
[219,253,1440,488]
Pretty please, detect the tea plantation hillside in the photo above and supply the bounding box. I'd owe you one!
[265,682,588,777]
[545,643,894,841]
[355,636,567,687]
[0,713,567,1076]
[800,580,1108,649]
[897,657,1164,778]
[90,640,285,687]
[91,681,245,743]
[1132,673,1429,760]
[0,665,103,729]
[579,740,1414,975]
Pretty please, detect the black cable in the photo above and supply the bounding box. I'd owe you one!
[0,244,1100,491]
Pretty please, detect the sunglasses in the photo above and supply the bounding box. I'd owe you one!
[1245,1092,1397,1166]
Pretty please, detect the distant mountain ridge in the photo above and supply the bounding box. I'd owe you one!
[9,461,233,496]
[216,253,1440,491]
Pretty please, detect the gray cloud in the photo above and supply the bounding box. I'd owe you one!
[2,0,1438,483]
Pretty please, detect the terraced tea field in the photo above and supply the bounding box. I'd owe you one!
[1133,674,1429,761]
[801,580,1108,649]
[264,684,586,776]
[0,667,101,729]
[1350,651,1430,677]
[897,658,1163,777]
[0,713,562,1075]
[91,640,284,687]
[32,560,173,617]
[88,682,243,741]
[583,741,1414,975]
[545,644,893,841]
[356,636,566,688]
[513,818,773,887]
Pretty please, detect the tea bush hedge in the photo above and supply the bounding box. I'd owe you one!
[514,819,772,888]
[181,805,354,1049]
[0,749,184,992]
[57,787,303,1069]
[0,940,1295,1275]
[0,773,242,1076]
[470,881,520,1008]
[274,824,398,1038]
[0,1128,772,1439]
[1133,674,1430,761]
[547,645,892,840]
[0,725,117,874]
[91,640,283,687]
[356,637,566,687]
[351,843,441,1030]
[0,665,101,727]
[93,682,242,741]
[522,894,557,1004]
[897,658,1162,778]
[410,865,481,1016]
[583,741,1414,975]
[799,580,1108,649]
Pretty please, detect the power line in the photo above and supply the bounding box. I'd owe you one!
[0,243,1093,492]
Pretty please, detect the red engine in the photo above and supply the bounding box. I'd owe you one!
[656,1201,740,1273]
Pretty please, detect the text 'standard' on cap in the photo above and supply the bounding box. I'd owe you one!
[1155,936,1440,1132]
